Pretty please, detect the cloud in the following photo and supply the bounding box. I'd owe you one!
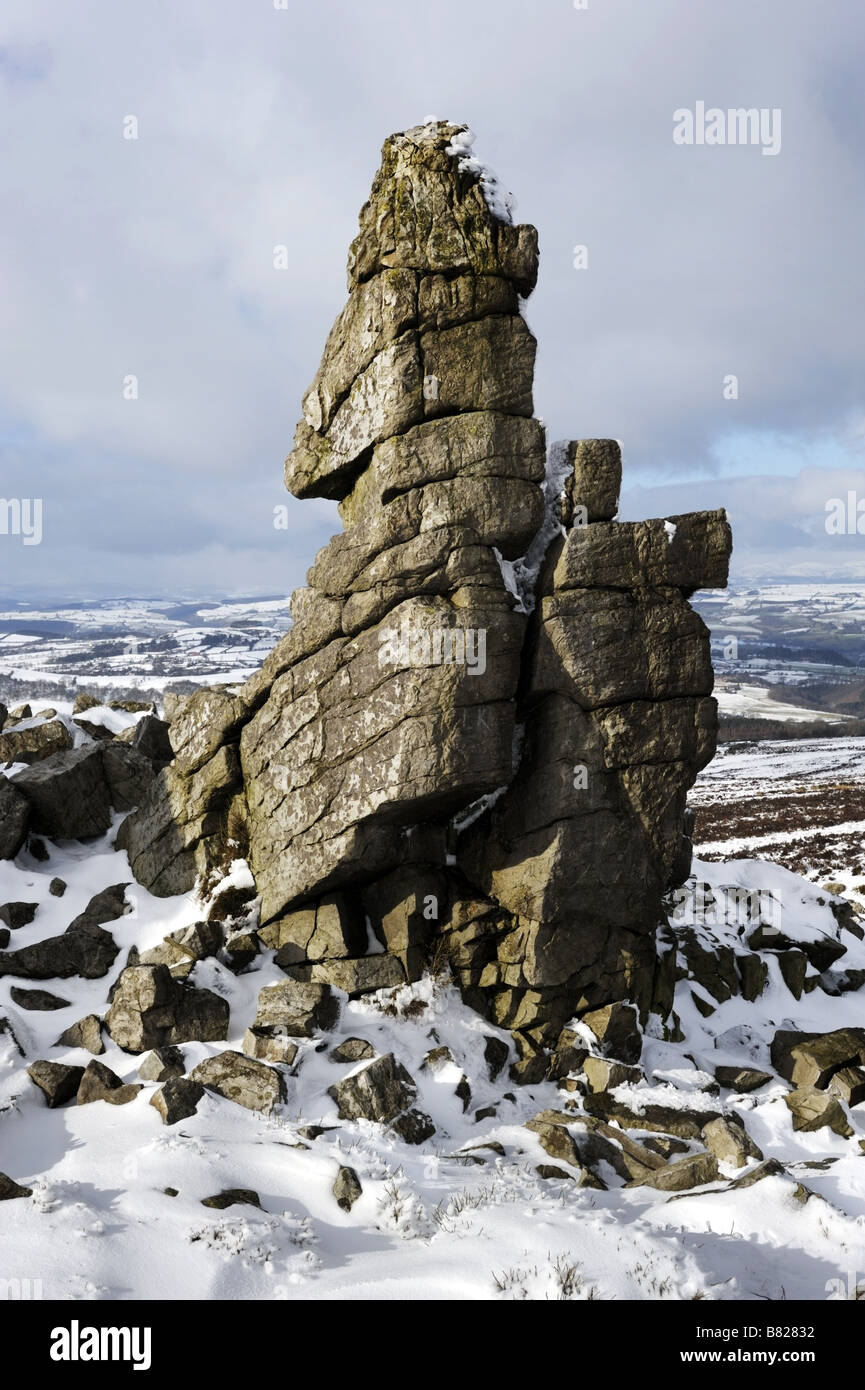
[1,0,863,596]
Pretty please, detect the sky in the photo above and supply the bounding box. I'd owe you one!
[0,0,863,599]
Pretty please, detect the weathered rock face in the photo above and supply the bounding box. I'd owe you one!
[116,121,732,1056]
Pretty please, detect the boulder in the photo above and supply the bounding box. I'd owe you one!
[12,745,113,838]
[327,1052,433,1143]
[484,1035,510,1082]
[101,742,157,812]
[330,1038,376,1064]
[104,965,230,1052]
[138,1046,186,1082]
[150,1077,204,1126]
[770,1028,865,1088]
[525,1113,582,1169]
[0,718,73,767]
[77,1060,141,1106]
[189,1051,286,1114]
[252,980,339,1038]
[0,901,38,929]
[562,439,622,524]
[627,1150,720,1192]
[56,1015,104,1054]
[10,987,70,1011]
[242,1029,299,1066]
[0,779,29,858]
[784,1086,854,1137]
[582,1092,721,1140]
[72,692,100,714]
[0,921,119,981]
[27,1060,85,1107]
[286,955,405,996]
[390,1109,436,1144]
[581,1057,642,1093]
[0,1172,32,1201]
[107,120,732,1048]
[125,715,173,767]
[581,1003,642,1064]
[701,1116,763,1168]
[827,1066,865,1107]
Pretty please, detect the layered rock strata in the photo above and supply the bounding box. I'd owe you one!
[117,121,732,1060]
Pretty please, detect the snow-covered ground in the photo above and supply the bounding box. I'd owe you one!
[3,794,865,1298]
[715,682,855,723]
[692,736,865,896]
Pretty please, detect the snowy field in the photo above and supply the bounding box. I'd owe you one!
[715,682,856,723]
[3,724,865,1299]
[692,736,865,896]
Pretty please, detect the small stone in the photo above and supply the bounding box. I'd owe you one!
[483,1035,510,1082]
[330,1037,376,1064]
[201,1189,261,1210]
[0,902,38,929]
[333,1165,363,1211]
[422,1045,455,1072]
[49,878,67,897]
[297,1124,339,1141]
[714,1066,771,1094]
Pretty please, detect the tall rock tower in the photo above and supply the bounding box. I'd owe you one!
[119,122,731,1077]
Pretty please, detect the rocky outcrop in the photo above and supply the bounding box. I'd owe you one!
[115,121,732,1056]
[104,965,230,1053]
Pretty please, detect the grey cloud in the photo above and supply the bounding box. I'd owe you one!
[0,0,862,596]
